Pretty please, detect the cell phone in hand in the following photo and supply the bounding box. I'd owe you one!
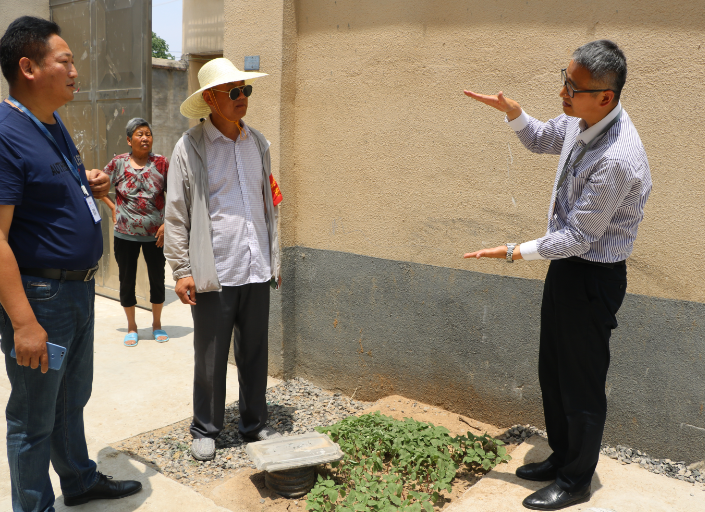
[10,342,67,371]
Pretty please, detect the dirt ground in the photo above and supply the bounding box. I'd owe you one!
[188,395,515,512]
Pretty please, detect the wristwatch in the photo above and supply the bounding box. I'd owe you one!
[506,243,517,263]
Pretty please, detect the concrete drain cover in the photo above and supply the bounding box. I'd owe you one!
[246,432,344,497]
[246,432,344,472]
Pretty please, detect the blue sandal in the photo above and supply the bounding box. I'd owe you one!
[123,333,139,347]
[153,329,169,343]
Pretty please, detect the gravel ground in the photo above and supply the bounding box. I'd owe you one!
[114,378,371,489]
[115,382,703,491]
[495,424,705,486]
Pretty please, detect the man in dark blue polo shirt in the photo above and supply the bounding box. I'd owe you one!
[0,16,142,511]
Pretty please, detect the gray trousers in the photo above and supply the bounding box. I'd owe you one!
[190,281,270,439]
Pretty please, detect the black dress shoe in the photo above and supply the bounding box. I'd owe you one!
[522,482,591,511]
[64,472,142,506]
[516,459,558,481]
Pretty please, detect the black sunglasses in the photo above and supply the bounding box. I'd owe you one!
[561,69,611,98]
[211,84,253,100]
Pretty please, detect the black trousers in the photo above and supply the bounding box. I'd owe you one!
[113,236,166,307]
[539,258,627,492]
[190,282,270,439]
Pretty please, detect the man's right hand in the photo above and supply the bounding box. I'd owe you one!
[463,90,523,121]
[13,320,49,373]
[175,276,197,305]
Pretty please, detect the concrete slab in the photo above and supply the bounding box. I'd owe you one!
[446,436,705,512]
[0,437,231,512]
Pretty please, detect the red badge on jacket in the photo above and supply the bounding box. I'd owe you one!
[270,174,282,206]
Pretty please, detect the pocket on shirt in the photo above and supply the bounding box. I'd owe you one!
[21,275,62,301]
[569,172,589,193]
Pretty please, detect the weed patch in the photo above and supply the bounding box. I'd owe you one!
[307,412,511,511]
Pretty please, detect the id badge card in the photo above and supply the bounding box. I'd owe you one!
[85,196,102,224]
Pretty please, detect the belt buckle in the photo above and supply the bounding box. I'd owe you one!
[84,264,99,282]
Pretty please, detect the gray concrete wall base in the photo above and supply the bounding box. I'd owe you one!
[270,246,705,464]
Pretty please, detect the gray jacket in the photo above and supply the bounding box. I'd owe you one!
[164,122,281,292]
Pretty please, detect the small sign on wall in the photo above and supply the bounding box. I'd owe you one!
[244,56,260,71]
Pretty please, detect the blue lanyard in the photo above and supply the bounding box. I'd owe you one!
[7,96,89,198]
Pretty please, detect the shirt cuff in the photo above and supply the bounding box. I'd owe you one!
[505,110,530,132]
[519,240,545,261]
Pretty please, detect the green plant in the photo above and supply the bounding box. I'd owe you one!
[152,32,175,60]
[306,412,511,511]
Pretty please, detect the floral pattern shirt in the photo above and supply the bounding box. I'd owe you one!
[103,153,168,238]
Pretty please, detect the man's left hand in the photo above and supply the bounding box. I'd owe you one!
[156,224,165,248]
[464,245,523,261]
[86,169,110,199]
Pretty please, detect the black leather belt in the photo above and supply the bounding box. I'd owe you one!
[565,256,625,269]
[19,265,99,282]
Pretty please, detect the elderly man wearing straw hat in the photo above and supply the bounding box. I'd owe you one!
[164,58,282,461]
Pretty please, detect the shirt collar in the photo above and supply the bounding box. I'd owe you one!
[577,101,622,145]
[203,115,250,143]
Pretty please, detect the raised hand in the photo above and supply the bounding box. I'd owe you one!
[463,90,522,119]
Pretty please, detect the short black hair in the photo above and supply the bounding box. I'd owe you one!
[572,40,627,102]
[0,16,61,86]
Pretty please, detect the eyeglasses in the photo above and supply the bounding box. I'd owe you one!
[211,84,253,100]
[561,69,611,98]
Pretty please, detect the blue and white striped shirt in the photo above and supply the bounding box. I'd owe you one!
[509,103,652,263]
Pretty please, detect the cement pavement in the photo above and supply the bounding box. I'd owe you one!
[446,436,705,512]
[0,283,280,511]
[1,283,703,511]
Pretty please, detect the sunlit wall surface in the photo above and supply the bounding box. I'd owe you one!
[182,0,222,56]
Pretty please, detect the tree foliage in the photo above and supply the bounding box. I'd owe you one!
[152,32,175,60]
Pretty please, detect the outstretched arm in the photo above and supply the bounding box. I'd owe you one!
[464,245,524,261]
[464,90,523,121]
[463,88,567,155]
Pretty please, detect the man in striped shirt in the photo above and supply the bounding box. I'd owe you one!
[464,40,651,510]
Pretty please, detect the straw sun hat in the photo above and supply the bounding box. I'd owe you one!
[180,58,268,119]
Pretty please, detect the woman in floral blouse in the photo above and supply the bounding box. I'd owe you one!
[102,118,169,347]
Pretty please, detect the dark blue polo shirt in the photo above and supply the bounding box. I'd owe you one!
[0,101,103,270]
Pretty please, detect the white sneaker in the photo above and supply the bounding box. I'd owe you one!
[191,438,215,461]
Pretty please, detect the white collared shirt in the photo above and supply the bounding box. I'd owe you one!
[506,102,651,263]
[203,117,271,286]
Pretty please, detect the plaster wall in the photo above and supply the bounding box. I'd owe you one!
[0,0,50,100]
[227,0,705,304]
[269,247,705,464]
[223,0,705,461]
[151,57,190,158]
[182,0,224,56]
